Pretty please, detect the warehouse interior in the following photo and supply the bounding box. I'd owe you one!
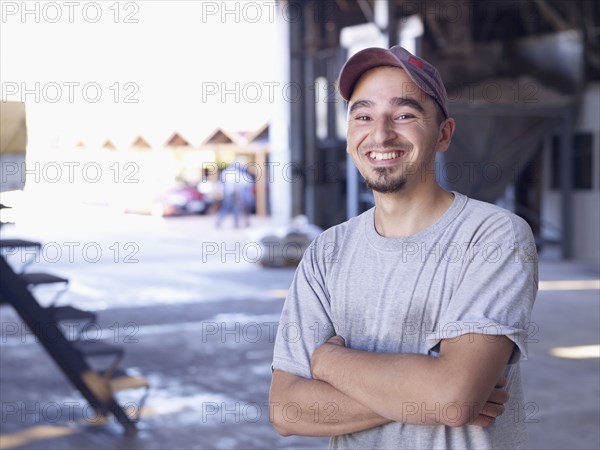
[1,1,599,449]
[274,0,599,264]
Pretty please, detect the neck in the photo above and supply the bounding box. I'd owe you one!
[372,182,454,237]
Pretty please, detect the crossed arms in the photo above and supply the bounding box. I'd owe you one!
[269,332,513,437]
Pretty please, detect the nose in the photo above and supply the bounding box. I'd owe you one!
[371,116,398,145]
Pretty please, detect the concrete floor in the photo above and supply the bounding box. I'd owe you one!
[1,209,599,449]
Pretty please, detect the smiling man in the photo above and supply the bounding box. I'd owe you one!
[269,46,538,449]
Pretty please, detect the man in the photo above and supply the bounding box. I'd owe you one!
[216,159,254,228]
[269,46,537,449]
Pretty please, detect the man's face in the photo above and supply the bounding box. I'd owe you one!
[346,66,447,194]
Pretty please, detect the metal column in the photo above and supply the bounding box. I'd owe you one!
[560,111,574,259]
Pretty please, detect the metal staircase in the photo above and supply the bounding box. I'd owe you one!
[0,239,148,434]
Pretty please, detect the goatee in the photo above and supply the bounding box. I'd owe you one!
[364,167,407,193]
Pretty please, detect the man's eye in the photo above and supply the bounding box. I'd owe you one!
[355,115,370,121]
[397,114,413,120]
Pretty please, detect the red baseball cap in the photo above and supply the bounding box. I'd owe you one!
[338,46,449,119]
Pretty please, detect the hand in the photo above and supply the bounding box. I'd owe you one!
[469,375,509,427]
[310,335,346,380]
[324,335,346,347]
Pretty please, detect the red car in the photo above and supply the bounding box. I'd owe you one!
[121,184,211,217]
[158,185,211,216]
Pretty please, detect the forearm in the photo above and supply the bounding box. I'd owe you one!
[269,369,391,436]
[312,337,513,427]
[312,347,458,425]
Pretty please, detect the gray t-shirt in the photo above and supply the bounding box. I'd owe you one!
[272,192,538,449]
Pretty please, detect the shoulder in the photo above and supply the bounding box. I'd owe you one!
[459,195,534,243]
[313,209,368,245]
[306,209,370,262]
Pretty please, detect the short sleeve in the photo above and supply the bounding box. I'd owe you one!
[272,239,335,379]
[426,213,538,364]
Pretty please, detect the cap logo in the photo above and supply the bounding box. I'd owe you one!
[408,56,424,69]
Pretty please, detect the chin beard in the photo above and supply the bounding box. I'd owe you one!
[364,168,407,193]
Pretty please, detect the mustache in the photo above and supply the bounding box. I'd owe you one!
[360,141,413,152]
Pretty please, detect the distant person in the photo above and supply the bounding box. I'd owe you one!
[216,160,254,228]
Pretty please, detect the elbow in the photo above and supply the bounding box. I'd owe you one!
[270,410,294,437]
[271,420,292,437]
[269,370,315,436]
[268,388,297,437]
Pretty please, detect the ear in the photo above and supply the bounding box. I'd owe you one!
[435,118,455,153]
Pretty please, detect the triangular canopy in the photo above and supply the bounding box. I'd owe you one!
[248,123,269,144]
[200,129,237,145]
[131,136,151,149]
[102,140,117,151]
[166,132,190,147]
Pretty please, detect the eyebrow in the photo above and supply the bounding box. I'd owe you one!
[348,99,374,113]
[348,96,425,114]
[389,96,425,113]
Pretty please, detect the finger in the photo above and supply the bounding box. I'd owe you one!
[488,388,509,405]
[481,402,505,419]
[470,414,496,427]
[495,375,507,388]
[328,335,346,346]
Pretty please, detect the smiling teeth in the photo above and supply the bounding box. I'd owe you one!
[370,152,400,160]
